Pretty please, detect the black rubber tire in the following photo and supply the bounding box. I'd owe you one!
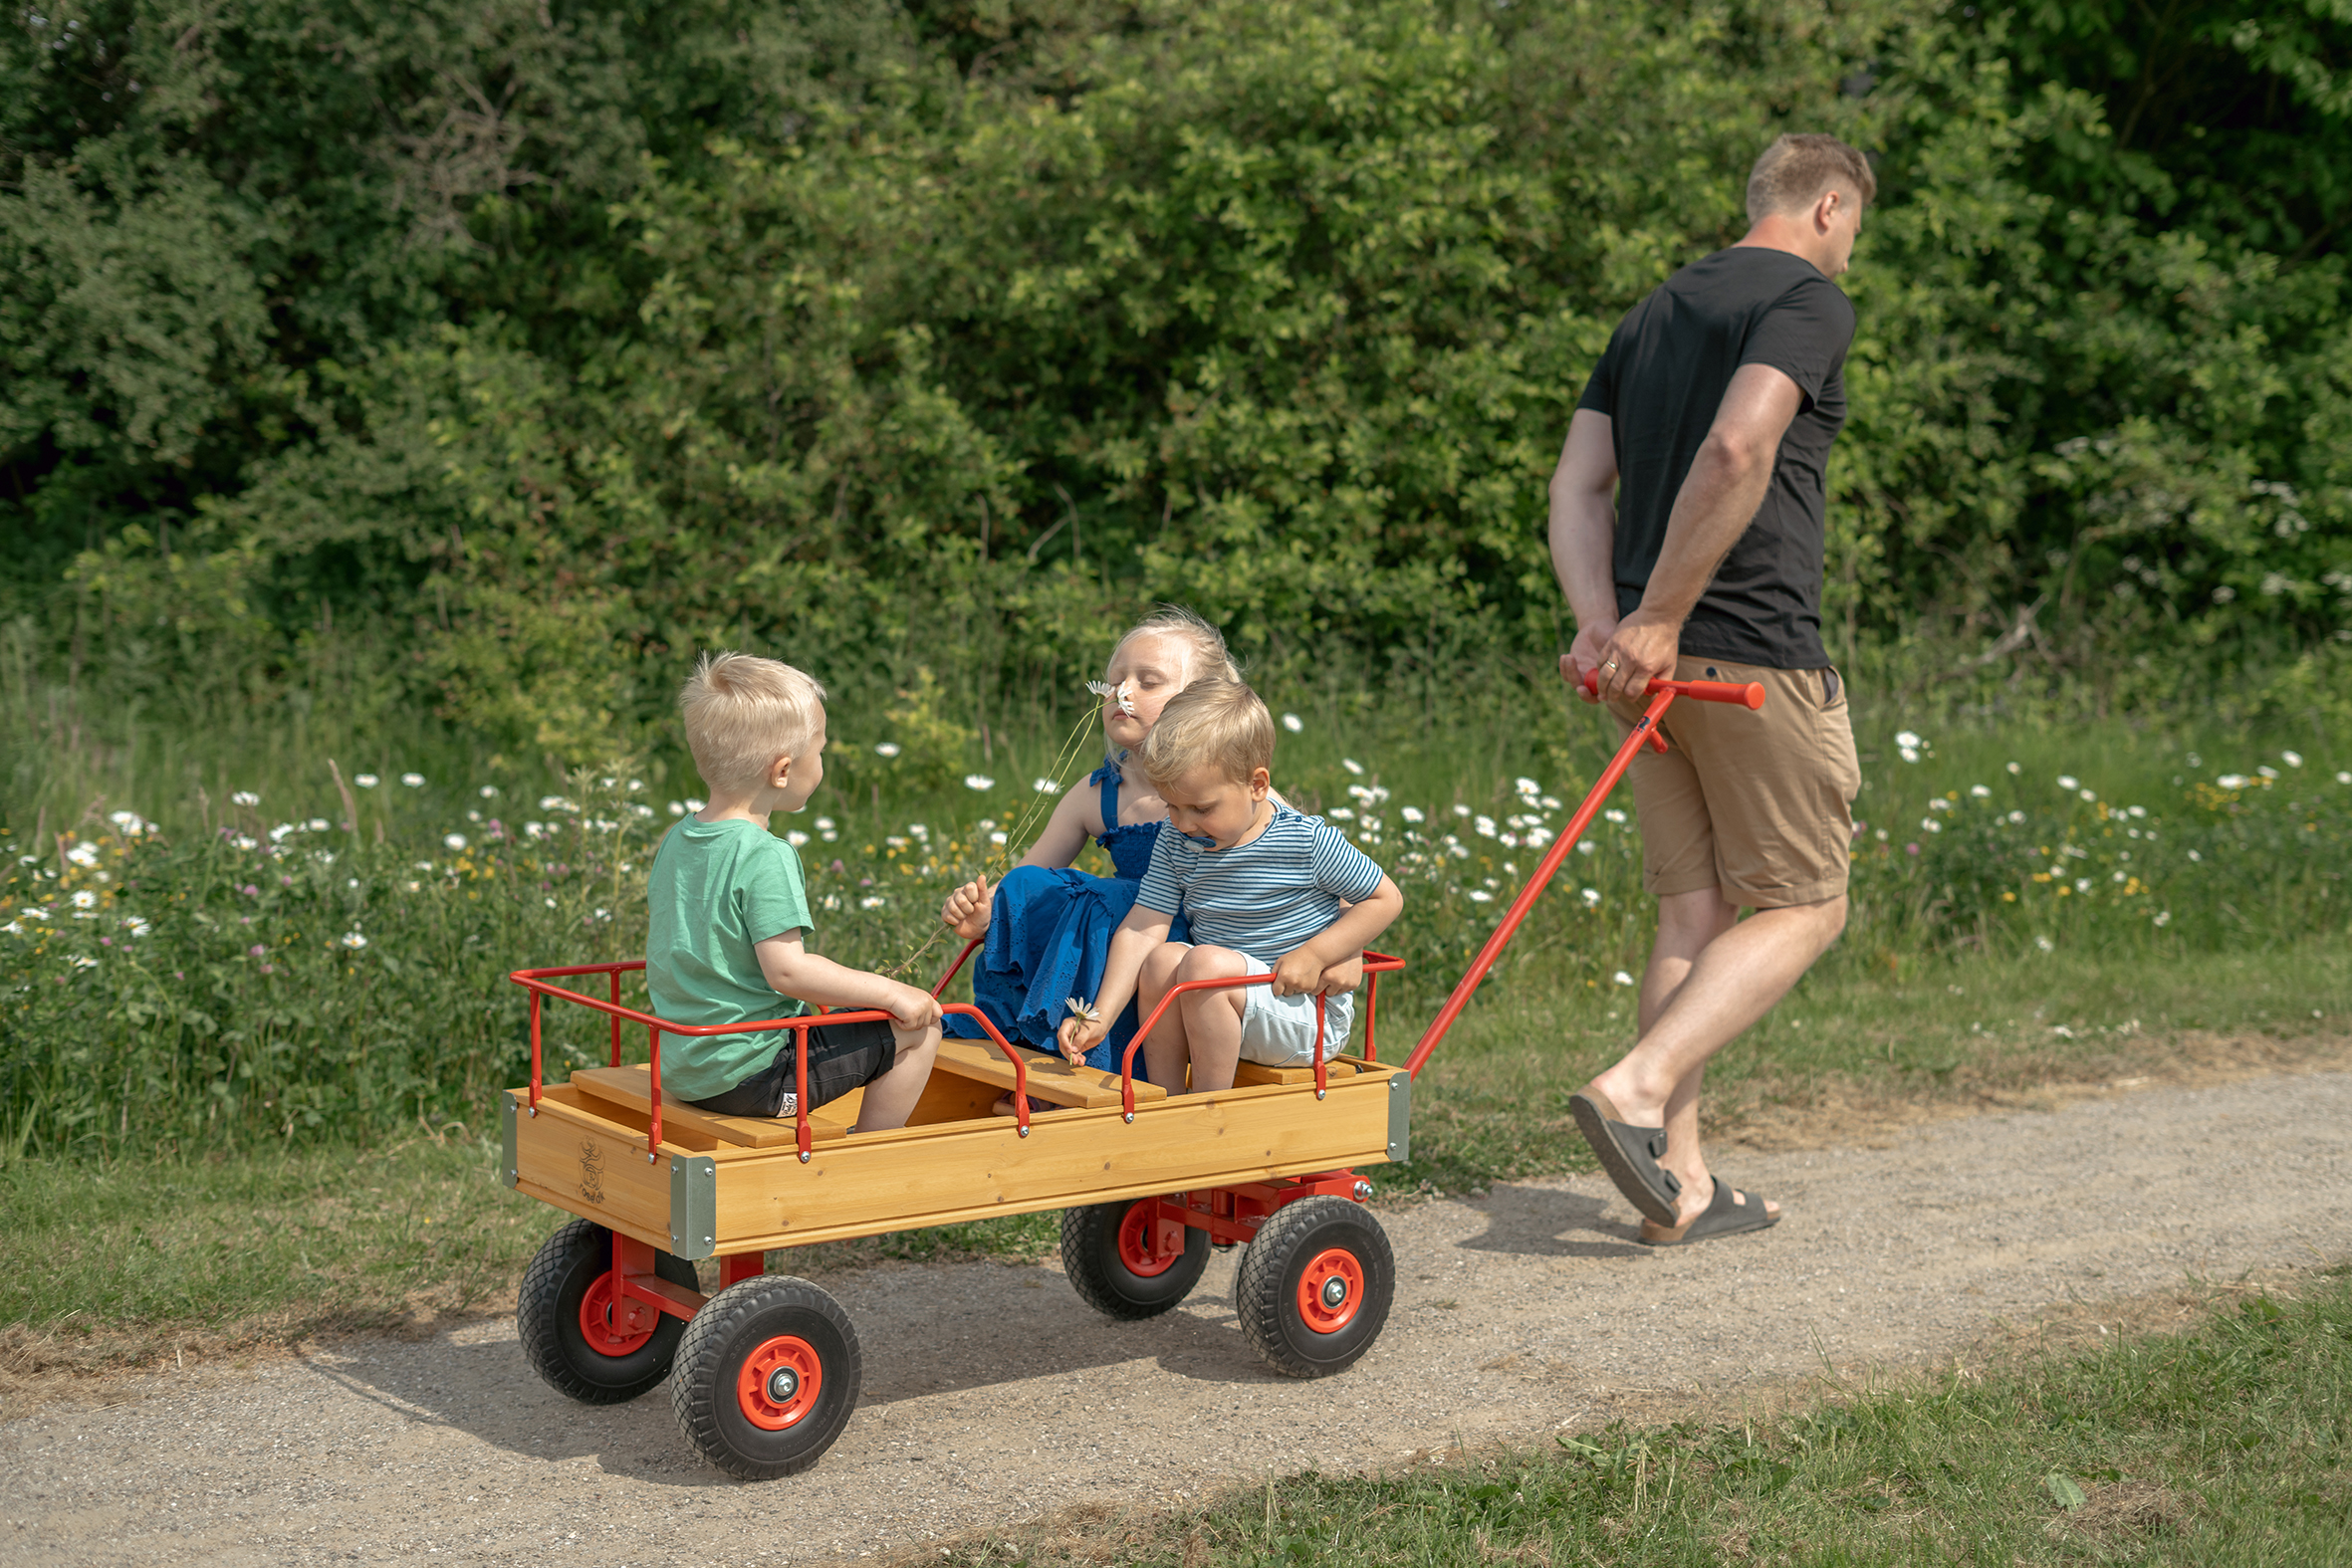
[1235,1196,1395,1378]
[518,1218,701,1405]
[670,1275,861,1480]
[1060,1199,1211,1320]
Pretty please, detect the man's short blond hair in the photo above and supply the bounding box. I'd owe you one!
[1140,676,1275,788]
[1745,133,1875,223]
[679,651,826,793]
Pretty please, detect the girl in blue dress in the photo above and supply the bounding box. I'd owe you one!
[937,607,1240,1089]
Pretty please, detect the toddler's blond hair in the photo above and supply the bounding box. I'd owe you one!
[1140,676,1275,787]
[679,652,826,793]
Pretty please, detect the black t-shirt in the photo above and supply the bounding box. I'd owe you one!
[1575,247,1855,669]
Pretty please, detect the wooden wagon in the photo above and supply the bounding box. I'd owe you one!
[501,672,1764,1478]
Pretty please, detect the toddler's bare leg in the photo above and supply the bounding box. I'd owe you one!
[854,1022,941,1132]
[1171,945,1249,1093]
[1137,941,1195,1089]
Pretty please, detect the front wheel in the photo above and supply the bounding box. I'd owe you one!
[518,1218,700,1404]
[1235,1196,1394,1378]
[671,1275,862,1480]
[1061,1198,1210,1320]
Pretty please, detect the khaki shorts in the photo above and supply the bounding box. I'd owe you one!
[1606,656,1860,908]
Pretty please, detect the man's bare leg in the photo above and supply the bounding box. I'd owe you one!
[1589,887,1846,1226]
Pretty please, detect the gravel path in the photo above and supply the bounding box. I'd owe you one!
[6,1069,2349,1567]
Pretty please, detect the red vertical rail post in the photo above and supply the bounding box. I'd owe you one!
[529,990,544,1112]
[608,970,622,1067]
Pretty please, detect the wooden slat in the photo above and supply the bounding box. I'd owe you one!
[1230,1058,1358,1087]
[569,1064,855,1149]
[931,1038,1169,1109]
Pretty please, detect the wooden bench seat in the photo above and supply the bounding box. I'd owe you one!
[570,1064,860,1149]
[930,1038,1169,1108]
[1230,1057,1360,1088]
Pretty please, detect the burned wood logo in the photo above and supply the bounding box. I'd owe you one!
[578,1138,605,1204]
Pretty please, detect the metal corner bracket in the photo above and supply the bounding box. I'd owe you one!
[667,1154,719,1260]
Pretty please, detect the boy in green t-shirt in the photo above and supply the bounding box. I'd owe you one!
[646,652,940,1127]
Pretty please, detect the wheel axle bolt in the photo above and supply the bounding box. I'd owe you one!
[1352,1181,1372,1201]
[1321,1276,1347,1309]
[767,1366,800,1404]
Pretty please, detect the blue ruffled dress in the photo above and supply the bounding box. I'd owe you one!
[942,761,1186,1078]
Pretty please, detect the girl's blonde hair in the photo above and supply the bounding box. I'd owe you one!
[1115,603,1241,685]
[679,651,827,793]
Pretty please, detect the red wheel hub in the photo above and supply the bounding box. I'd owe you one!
[736,1335,823,1431]
[1116,1202,1183,1278]
[1295,1247,1364,1334]
[579,1270,659,1356]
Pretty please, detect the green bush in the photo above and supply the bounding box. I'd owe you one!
[4,1,2347,756]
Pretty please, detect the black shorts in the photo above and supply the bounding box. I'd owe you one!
[688,1018,898,1118]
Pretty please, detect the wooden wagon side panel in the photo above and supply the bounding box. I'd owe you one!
[709,1065,1409,1251]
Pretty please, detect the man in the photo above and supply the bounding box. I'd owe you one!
[1549,133,1871,1245]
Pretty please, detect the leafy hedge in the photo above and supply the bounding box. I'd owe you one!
[6,0,2349,757]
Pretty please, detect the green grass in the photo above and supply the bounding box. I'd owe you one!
[3,937,2341,1370]
[946,1268,2352,1566]
[1384,933,2352,1195]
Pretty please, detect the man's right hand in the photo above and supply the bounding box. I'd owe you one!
[1563,618,1620,703]
[940,877,992,940]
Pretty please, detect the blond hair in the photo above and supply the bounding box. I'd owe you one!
[1116,603,1241,685]
[1745,133,1876,223]
[1140,676,1275,787]
[678,652,826,793]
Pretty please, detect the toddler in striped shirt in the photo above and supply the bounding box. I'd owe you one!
[1057,678,1404,1093]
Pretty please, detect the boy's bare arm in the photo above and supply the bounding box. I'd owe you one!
[1273,876,1405,997]
[755,929,942,1030]
[1056,902,1173,1059]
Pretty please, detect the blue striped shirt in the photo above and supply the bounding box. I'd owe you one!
[1135,806,1386,962]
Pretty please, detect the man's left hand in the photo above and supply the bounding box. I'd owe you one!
[1593,607,1682,704]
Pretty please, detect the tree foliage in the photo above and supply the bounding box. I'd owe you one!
[5,0,2348,754]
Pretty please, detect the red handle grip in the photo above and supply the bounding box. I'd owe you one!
[1581,670,1765,710]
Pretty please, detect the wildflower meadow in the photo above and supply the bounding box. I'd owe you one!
[4,712,2342,1162]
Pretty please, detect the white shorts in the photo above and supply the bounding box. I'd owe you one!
[1236,954,1355,1066]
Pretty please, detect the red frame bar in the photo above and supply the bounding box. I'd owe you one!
[508,963,1037,1157]
[1115,954,1407,1118]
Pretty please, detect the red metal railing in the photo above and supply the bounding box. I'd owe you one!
[1116,952,1408,1119]
[1402,672,1764,1077]
[509,961,1037,1160]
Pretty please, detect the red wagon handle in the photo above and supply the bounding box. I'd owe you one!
[509,965,1037,1160]
[1579,668,1765,709]
[1402,675,1766,1078]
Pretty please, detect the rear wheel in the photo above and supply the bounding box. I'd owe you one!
[1060,1198,1210,1320]
[670,1276,861,1479]
[1235,1196,1394,1378]
[518,1218,699,1404]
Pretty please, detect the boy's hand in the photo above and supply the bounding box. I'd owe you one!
[884,983,943,1032]
[1057,1014,1106,1064]
[1319,952,1365,995]
[1272,949,1327,998]
[940,878,993,940]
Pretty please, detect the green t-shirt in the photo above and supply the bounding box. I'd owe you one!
[644,817,814,1101]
